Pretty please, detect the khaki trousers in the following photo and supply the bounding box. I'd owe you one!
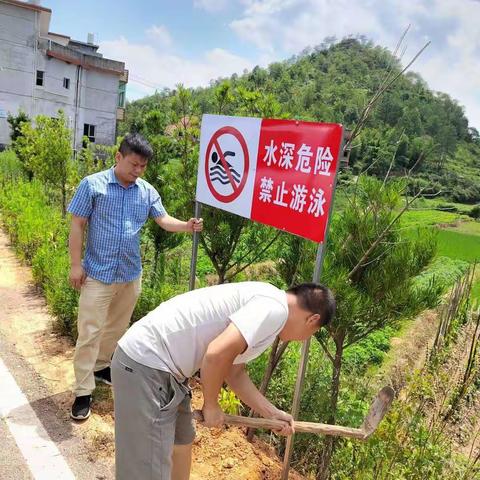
[73,276,141,396]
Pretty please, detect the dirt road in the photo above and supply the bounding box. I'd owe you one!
[0,230,114,479]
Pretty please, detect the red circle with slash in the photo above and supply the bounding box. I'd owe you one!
[205,126,249,203]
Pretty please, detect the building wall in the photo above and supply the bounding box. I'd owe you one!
[77,68,118,148]
[33,54,76,117]
[0,1,36,145]
[0,1,122,149]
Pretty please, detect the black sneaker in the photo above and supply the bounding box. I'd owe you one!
[94,366,112,385]
[70,395,91,420]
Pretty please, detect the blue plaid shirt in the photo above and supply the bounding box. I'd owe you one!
[68,167,166,284]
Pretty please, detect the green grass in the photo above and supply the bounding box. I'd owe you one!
[400,202,480,263]
[400,202,479,302]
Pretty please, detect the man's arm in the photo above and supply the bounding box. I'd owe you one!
[69,215,88,290]
[200,323,294,435]
[200,323,247,427]
[154,214,203,233]
[225,364,294,435]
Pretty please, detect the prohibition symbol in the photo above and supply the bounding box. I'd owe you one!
[205,126,249,202]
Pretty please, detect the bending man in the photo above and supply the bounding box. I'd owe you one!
[112,281,335,480]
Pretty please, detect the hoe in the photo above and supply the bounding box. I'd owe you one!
[194,386,395,440]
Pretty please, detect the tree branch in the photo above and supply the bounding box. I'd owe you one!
[345,38,430,153]
[382,129,405,187]
[347,189,424,280]
[225,231,282,281]
[317,336,335,363]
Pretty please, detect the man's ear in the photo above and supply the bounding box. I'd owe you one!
[114,151,122,164]
[307,313,321,326]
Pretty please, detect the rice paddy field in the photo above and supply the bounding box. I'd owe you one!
[401,200,480,301]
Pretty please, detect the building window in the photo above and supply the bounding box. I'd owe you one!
[63,77,70,89]
[118,90,125,108]
[83,124,96,143]
[36,70,44,86]
[118,81,126,108]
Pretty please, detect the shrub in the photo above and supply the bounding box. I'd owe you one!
[0,178,77,335]
[219,388,242,415]
[7,110,30,143]
[132,280,185,323]
[468,204,480,220]
[15,112,73,215]
[0,150,25,184]
[32,242,78,337]
[343,327,395,373]
[0,180,65,260]
[434,202,459,213]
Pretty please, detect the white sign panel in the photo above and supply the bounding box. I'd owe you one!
[196,114,261,219]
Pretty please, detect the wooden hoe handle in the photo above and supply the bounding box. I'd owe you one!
[193,410,366,440]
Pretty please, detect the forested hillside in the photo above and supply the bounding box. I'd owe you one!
[122,37,480,204]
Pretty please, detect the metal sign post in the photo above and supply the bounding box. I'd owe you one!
[281,132,345,479]
[189,201,202,291]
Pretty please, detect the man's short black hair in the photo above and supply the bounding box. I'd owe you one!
[287,283,336,327]
[118,133,153,161]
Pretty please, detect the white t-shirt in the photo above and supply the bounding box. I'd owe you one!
[118,282,288,381]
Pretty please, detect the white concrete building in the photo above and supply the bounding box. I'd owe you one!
[0,0,128,150]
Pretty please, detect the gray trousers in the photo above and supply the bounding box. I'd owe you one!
[111,347,195,480]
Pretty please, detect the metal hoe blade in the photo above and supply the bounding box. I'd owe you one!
[360,386,395,438]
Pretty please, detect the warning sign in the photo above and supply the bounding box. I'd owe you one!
[196,114,343,243]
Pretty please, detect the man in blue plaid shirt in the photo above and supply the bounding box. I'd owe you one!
[68,133,203,420]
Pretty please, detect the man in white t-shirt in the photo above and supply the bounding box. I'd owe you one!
[111,281,335,480]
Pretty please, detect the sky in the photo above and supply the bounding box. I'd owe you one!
[45,0,480,130]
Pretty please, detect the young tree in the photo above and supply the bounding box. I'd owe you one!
[155,82,286,284]
[198,83,286,283]
[143,134,184,285]
[134,86,200,285]
[248,178,436,475]
[17,111,72,215]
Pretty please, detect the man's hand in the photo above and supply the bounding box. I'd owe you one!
[69,265,86,290]
[268,408,295,436]
[187,217,203,233]
[201,403,225,428]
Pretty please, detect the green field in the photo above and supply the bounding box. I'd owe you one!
[401,205,480,301]
[401,209,467,229]
[436,229,480,262]
[414,196,476,213]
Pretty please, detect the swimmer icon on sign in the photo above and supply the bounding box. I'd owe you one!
[205,126,250,203]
